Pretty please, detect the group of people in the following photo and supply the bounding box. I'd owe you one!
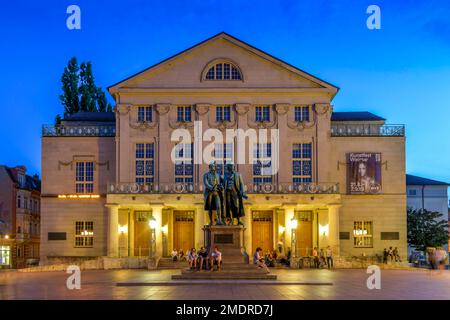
[382,247,401,263]
[172,246,223,271]
[311,246,334,269]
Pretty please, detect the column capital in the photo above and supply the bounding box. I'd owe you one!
[327,203,342,209]
[105,203,120,209]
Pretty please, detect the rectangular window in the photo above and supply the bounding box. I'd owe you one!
[0,246,10,266]
[253,143,273,184]
[216,105,231,122]
[213,143,234,175]
[75,221,94,248]
[138,106,152,122]
[256,106,270,122]
[408,189,417,196]
[353,221,373,248]
[294,106,310,122]
[177,106,192,122]
[174,143,193,183]
[292,143,312,184]
[76,161,94,193]
[136,143,154,184]
[17,196,21,208]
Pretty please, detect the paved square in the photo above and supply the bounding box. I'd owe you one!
[0,269,449,300]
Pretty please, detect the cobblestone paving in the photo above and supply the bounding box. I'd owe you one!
[0,268,449,300]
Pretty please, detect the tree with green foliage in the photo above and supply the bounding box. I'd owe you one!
[407,208,449,252]
[56,57,113,124]
[96,87,113,112]
[59,57,80,116]
[79,62,98,112]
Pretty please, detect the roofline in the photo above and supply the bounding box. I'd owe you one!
[108,31,339,95]
[406,174,450,186]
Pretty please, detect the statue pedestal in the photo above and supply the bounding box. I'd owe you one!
[203,225,246,264]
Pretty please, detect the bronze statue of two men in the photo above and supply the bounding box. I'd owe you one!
[203,163,247,226]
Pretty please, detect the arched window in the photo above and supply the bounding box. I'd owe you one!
[203,60,243,81]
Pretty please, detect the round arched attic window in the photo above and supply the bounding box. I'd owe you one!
[201,59,243,81]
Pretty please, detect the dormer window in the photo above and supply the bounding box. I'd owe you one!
[203,60,243,81]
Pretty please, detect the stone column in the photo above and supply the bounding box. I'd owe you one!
[106,204,119,257]
[243,205,252,253]
[194,204,206,249]
[328,204,341,256]
[152,205,164,258]
[284,206,295,255]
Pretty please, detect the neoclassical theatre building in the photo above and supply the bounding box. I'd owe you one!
[40,33,407,265]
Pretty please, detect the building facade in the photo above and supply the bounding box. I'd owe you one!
[0,165,41,268]
[406,174,449,253]
[40,33,407,264]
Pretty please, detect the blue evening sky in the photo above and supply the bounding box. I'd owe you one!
[0,0,449,185]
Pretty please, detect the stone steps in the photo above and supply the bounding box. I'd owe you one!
[172,273,277,280]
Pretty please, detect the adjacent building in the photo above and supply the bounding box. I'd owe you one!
[406,174,449,253]
[40,33,407,265]
[0,165,41,268]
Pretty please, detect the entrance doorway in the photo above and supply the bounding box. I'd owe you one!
[296,211,313,256]
[173,211,195,253]
[252,210,273,253]
[134,211,151,256]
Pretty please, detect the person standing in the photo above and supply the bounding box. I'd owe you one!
[313,247,319,268]
[382,248,388,264]
[388,247,394,262]
[326,246,333,269]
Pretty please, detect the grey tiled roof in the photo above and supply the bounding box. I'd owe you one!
[406,174,449,186]
[331,112,385,122]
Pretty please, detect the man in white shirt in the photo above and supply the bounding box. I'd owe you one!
[210,246,222,271]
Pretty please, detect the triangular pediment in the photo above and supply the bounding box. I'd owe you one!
[108,32,338,95]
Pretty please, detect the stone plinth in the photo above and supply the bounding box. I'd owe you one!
[203,225,245,263]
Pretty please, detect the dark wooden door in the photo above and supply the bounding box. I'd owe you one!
[173,211,195,252]
[252,211,273,253]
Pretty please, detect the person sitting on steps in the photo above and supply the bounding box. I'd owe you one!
[210,246,222,271]
[187,248,198,270]
[254,247,270,273]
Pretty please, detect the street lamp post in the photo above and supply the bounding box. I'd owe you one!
[148,216,157,258]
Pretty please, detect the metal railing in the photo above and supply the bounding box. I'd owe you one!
[108,182,339,195]
[331,124,405,137]
[42,124,116,137]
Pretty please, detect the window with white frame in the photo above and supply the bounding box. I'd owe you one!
[255,106,270,122]
[174,143,193,183]
[135,143,154,184]
[216,105,231,122]
[292,143,312,184]
[205,62,242,80]
[253,143,273,184]
[213,143,234,175]
[138,106,152,122]
[76,161,94,193]
[294,106,310,122]
[75,221,94,247]
[177,105,192,122]
[353,221,373,248]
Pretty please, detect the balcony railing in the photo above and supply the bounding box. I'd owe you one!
[108,182,339,195]
[331,124,405,137]
[42,125,116,137]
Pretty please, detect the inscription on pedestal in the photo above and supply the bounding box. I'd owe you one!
[214,234,234,244]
